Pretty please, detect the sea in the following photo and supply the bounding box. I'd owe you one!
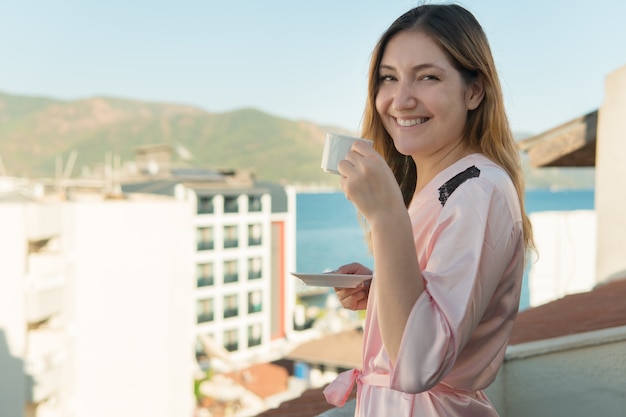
[296,188,595,311]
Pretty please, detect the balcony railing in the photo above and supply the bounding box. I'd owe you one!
[197,313,214,323]
[197,241,214,251]
[248,270,262,280]
[224,342,238,352]
[224,308,238,319]
[248,338,262,347]
[25,285,64,324]
[197,277,214,287]
[248,304,262,314]
[224,273,238,284]
[25,329,63,403]
[223,239,239,249]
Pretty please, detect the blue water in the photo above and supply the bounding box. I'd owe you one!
[296,188,595,311]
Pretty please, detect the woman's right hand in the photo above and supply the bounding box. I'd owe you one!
[333,262,372,311]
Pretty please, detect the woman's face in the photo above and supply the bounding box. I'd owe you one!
[375,30,483,161]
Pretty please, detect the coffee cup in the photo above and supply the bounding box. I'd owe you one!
[321,132,373,175]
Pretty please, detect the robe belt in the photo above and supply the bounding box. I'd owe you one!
[323,368,390,407]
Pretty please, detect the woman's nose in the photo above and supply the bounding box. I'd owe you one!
[392,82,418,111]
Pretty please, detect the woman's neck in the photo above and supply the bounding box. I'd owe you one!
[413,140,475,194]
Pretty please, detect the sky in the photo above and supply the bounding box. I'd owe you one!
[1,0,626,136]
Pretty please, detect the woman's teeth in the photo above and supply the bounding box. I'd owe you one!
[396,117,428,127]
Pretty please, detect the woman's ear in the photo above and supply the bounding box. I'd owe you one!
[466,76,485,110]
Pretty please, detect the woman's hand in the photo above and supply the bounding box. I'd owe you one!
[333,262,372,311]
[337,140,405,222]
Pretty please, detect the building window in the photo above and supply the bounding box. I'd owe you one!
[224,225,238,248]
[224,294,238,319]
[248,290,262,314]
[224,329,238,352]
[196,298,214,323]
[223,260,238,284]
[248,224,262,246]
[248,195,262,212]
[248,257,262,280]
[197,196,214,214]
[197,227,214,251]
[248,324,262,348]
[197,263,214,287]
[224,196,239,214]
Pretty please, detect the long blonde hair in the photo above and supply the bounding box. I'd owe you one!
[361,4,534,251]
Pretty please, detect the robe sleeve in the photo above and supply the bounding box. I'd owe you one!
[389,178,522,393]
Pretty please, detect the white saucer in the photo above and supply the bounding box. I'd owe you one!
[290,272,372,288]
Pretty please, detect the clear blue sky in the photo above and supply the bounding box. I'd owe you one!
[2,0,626,135]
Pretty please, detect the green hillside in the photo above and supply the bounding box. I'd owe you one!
[0,91,594,188]
[0,91,349,184]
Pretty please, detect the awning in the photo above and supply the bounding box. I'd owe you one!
[517,110,598,167]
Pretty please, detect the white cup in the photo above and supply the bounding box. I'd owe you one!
[321,132,373,175]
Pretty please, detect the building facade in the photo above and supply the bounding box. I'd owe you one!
[121,167,298,369]
[0,183,196,417]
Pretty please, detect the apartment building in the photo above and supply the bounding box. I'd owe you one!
[0,180,196,417]
[121,163,298,368]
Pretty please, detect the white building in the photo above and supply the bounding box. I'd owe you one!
[0,182,196,417]
[0,143,300,416]
[122,169,298,368]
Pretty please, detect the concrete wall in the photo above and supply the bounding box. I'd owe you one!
[487,326,626,417]
[595,65,626,283]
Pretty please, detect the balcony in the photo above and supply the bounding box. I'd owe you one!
[248,270,262,280]
[197,276,214,287]
[223,238,239,249]
[197,241,214,251]
[26,253,65,323]
[25,285,64,324]
[224,273,239,284]
[197,313,214,324]
[248,337,262,347]
[25,330,64,403]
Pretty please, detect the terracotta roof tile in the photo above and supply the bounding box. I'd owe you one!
[226,363,289,399]
[509,277,626,345]
[286,328,362,369]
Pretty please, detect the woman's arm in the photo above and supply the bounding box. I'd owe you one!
[339,141,424,364]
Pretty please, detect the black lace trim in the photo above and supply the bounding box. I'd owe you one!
[438,165,481,206]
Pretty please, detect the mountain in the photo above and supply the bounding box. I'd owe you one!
[0,91,594,188]
[0,91,351,185]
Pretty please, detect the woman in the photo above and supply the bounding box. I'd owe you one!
[323,4,534,416]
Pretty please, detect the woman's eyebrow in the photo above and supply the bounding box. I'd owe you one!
[379,63,443,72]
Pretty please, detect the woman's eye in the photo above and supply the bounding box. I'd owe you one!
[379,74,396,82]
[420,74,439,81]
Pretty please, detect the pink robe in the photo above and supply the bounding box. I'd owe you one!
[325,154,525,416]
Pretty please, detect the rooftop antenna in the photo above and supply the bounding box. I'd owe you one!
[111,152,123,197]
[61,150,78,191]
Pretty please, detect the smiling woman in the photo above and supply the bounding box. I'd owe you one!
[324,4,535,417]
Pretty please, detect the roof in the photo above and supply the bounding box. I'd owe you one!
[225,363,289,399]
[508,277,626,345]
[286,328,363,369]
[517,110,597,167]
[255,384,357,417]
